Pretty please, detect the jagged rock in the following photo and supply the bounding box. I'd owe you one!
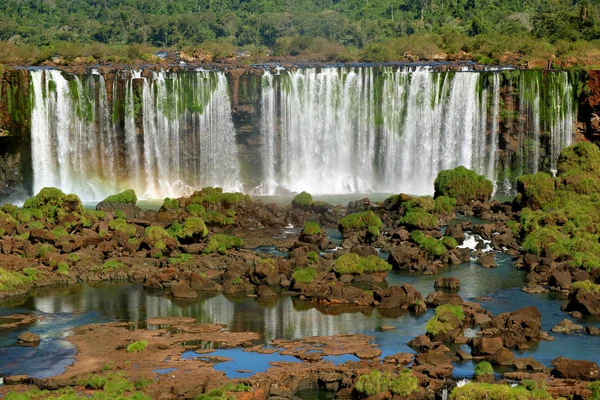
[512,357,548,372]
[407,334,430,348]
[551,357,600,380]
[425,291,463,307]
[551,319,583,334]
[489,306,542,348]
[548,269,572,289]
[456,350,472,360]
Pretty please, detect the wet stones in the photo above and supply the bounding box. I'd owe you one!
[551,319,584,334]
[434,277,460,291]
[171,280,198,299]
[17,331,40,343]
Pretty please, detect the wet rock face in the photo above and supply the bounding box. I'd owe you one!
[564,290,600,315]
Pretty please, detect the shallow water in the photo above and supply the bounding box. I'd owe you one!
[1,240,599,381]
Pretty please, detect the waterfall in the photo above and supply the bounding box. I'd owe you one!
[29,69,241,201]
[28,67,578,200]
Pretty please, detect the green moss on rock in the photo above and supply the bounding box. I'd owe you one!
[411,231,446,256]
[515,172,555,210]
[339,210,383,238]
[333,253,392,275]
[203,234,243,255]
[301,221,322,236]
[400,210,439,230]
[434,166,493,205]
[292,191,313,208]
[102,189,137,204]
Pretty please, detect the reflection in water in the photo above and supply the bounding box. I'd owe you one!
[1,254,600,379]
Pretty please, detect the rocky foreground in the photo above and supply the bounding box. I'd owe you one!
[2,143,600,398]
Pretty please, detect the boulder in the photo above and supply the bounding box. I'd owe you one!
[477,253,497,268]
[17,332,40,343]
[512,357,548,372]
[491,347,515,366]
[190,272,223,292]
[171,280,198,299]
[586,326,600,335]
[490,306,542,348]
[551,319,583,334]
[548,269,572,289]
[434,277,461,291]
[551,357,599,380]
[563,290,600,315]
[471,337,504,357]
[383,353,413,365]
[445,226,465,244]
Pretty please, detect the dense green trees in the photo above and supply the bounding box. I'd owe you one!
[0,0,600,64]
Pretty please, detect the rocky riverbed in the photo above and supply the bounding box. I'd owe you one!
[2,144,600,398]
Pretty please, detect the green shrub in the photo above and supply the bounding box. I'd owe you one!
[515,172,555,210]
[161,197,180,211]
[57,262,69,275]
[404,196,435,212]
[450,382,551,400]
[401,210,439,230]
[292,191,313,207]
[186,203,206,216]
[144,226,172,250]
[22,267,38,280]
[410,231,446,256]
[441,236,458,249]
[307,251,319,262]
[333,253,392,275]
[474,361,494,376]
[126,340,148,353]
[169,217,208,241]
[588,381,600,400]
[292,267,317,284]
[434,166,493,205]
[109,217,137,237]
[134,378,153,390]
[37,243,56,258]
[434,196,457,213]
[203,234,243,254]
[0,268,34,291]
[302,221,321,236]
[339,210,383,237]
[102,189,137,204]
[522,226,567,257]
[355,371,390,396]
[425,304,464,338]
[572,280,600,293]
[103,259,125,271]
[389,369,418,396]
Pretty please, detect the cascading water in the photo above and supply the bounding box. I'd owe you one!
[28,66,578,200]
[256,67,577,196]
[29,69,241,201]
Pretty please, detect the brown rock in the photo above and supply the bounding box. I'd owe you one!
[551,319,583,334]
[471,337,503,356]
[551,357,600,380]
[17,331,40,343]
[477,253,497,268]
[586,326,600,335]
[190,272,223,292]
[383,352,413,365]
[491,347,515,366]
[171,280,198,299]
[434,277,461,291]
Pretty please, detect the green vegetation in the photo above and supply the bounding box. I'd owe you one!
[434,196,457,214]
[37,244,56,258]
[434,166,493,205]
[450,382,551,400]
[302,220,321,236]
[193,383,252,400]
[425,304,464,338]
[22,267,38,280]
[168,253,193,265]
[109,217,137,238]
[203,234,243,254]
[57,262,69,275]
[67,253,80,263]
[292,191,313,207]
[292,266,317,284]
[410,230,446,257]
[144,226,172,250]
[572,280,600,293]
[126,340,148,353]
[190,187,249,208]
[441,236,458,249]
[0,267,34,291]
[354,370,418,397]
[168,217,208,241]
[22,187,83,219]
[514,172,555,210]
[588,381,600,400]
[474,361,494,377]
[400,210,439,230]
[2,0,600,66]
[333,253,392,275]
[339,210,383,238]
[102,189,137,204]
[102,259,125,271]
[518,143,600,271]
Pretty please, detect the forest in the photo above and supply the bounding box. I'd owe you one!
[0,0,599,65]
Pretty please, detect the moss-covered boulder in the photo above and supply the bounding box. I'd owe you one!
[434,166,493,205]
[514,172,555,210]
[23,187,83,216]
[203,234,243,255]
[96,189,141,218]
[143,226,177,251]
[425,304,465,342]
[338,210,383,243]
[400,210,439,230]
[168,217,208,244]
[333,253,392,279]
